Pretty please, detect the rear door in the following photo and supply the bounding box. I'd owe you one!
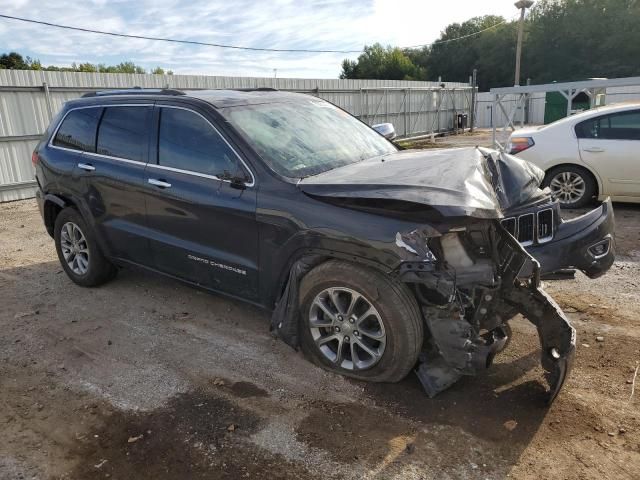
[577,109,640,197]
[143,104,259,300]
[53,103,154,265]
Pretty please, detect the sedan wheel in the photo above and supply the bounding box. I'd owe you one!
[549,171,586,205]
[543,166,596,208]
[309,287,386,371]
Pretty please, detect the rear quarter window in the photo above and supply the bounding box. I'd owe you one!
[52,107,103,152]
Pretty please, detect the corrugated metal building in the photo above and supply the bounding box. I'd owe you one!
[0,70,472,202]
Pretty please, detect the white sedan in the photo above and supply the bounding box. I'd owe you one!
[508,102,640,208]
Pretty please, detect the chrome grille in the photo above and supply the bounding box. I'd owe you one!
[517,213,535,245]
[537,209,554,243]
[501,208,554,245]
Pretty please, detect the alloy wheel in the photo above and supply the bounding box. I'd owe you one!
[549,171,586,204]
[308,287,386,371]
[60,221,90,275]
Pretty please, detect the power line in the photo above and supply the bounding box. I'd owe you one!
[0,13,510,54]
[404,18,511,49]
[0,13,362,53]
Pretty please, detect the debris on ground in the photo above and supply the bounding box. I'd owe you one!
[504,420,518,431]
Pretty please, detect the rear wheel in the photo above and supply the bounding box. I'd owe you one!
[54,207,117,287]
[543,165,596,208]
[299,260,423,383]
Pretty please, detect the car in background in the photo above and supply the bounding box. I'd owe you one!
[508,102,640,208]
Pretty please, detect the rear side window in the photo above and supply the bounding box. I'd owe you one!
[96,106,151,162]
[576,110,640,140]
[52,107,103,152]
[157,107,240,178]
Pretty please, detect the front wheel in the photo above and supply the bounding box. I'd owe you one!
[298,260,423,383]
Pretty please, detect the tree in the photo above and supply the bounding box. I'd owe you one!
[0,52,165,75]
[0,52,28,69]
[340,43,424,80]
[524,0,640,83]
[423,15,514,89]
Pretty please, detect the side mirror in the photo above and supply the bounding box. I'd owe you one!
[372,123,397,140]
[229,176,247,190]
[220,169,250,190]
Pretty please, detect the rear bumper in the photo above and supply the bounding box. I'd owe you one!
[526,198,615,278]
[35,188,45,218]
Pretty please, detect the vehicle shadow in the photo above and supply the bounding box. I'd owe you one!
[363,351,548,437]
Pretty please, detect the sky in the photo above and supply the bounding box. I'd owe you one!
[0,0,519,78]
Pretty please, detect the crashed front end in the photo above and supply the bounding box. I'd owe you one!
[397,221,576,404]
[297,146,587,402]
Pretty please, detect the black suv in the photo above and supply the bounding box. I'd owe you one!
[33,89,615,403]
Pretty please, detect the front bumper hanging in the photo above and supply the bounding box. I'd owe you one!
[414,224,576,404]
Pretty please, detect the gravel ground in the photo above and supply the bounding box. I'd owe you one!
[1,197,639,480]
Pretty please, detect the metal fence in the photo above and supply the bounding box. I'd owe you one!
[476,92,546,129]
[0,70,472,202]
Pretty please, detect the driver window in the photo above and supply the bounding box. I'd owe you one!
[158,107,243,178]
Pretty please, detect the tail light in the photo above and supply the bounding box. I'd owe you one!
[508,137,534,154]
[31,151,39,167]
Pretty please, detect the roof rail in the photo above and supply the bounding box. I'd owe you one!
[232,88,279,92]
[82,88,186,98]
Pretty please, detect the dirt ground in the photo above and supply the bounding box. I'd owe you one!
[1,196,639,480]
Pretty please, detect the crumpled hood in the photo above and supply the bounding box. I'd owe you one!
[298,147,545,219]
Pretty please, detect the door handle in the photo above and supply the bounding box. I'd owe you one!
[583,147,604,153]
[77,163,95,171]
[148,178,172,188]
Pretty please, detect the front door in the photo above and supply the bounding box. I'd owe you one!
[577,109,640,198]
[143,105,259,300]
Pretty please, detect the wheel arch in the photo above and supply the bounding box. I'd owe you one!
[43,193,71,237]
[268,247,397,310]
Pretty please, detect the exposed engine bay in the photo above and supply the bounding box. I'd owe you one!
[397,221,576,404]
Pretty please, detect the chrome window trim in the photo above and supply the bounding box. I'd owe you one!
[146,162,221,180]
[83,150,147,166]
[156,104,256,187]
[47,103,256,187]
[536,208,554,244]
[47,103,154,155]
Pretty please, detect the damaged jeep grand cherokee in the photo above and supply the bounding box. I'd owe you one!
[34,89,615,403]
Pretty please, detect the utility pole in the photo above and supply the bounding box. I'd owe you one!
[514,0,534,86]
[470,69,477,132]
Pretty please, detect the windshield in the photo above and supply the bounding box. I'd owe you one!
[221,99,397,178]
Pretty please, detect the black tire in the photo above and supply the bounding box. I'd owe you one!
[298,260,423,383]
[543,165,596,209]
[54,207,117,287]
